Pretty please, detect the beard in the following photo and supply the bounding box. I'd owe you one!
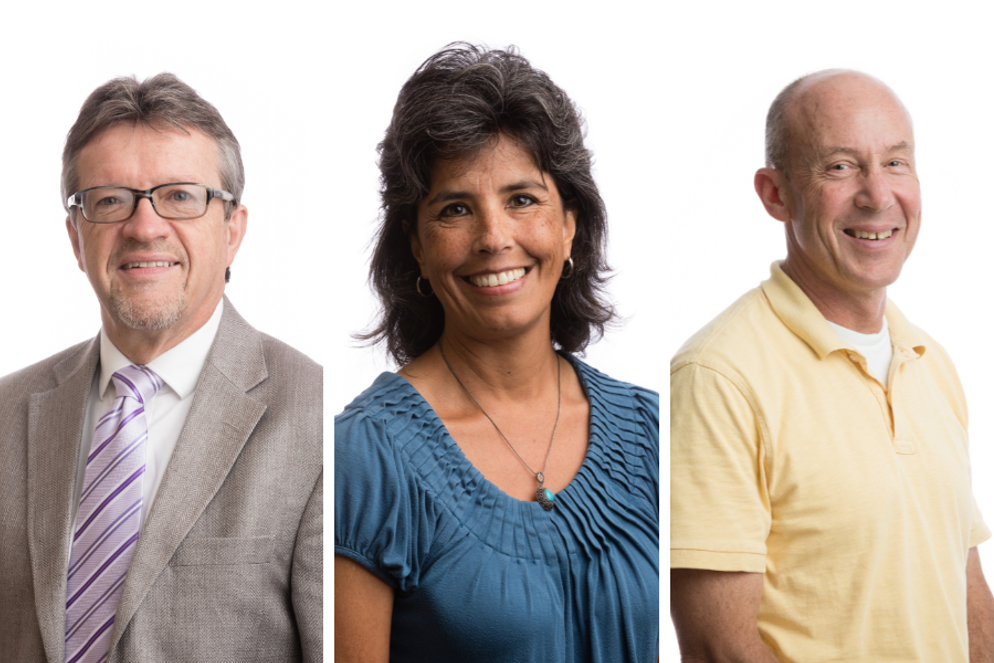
[107,281,187,330]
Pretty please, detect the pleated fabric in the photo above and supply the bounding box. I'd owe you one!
[335,356,659,662]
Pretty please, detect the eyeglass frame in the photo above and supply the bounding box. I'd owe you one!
[66,182,236,224]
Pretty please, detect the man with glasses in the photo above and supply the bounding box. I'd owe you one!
[0,74,322,663]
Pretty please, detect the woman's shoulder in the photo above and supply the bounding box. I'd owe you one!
[334,371,443,460]
[337,371,410,419]
[567,356,659,418]
[567,355,659,474]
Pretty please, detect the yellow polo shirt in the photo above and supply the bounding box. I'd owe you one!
[671,262,990,662]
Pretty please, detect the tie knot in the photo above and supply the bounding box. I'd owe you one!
[111,364,164,404]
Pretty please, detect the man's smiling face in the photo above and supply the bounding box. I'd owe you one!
[67,122,245,341]
[780,73,921,300]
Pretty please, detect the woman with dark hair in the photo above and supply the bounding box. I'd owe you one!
[335,44,658,662]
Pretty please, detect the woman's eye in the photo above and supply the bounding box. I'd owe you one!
[509,194,534,207]
[440,203,469,217]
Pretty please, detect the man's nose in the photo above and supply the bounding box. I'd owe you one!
[122,197,172,241]
[855,170,895,211]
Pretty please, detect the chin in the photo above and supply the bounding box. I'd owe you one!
[108,293,186,331]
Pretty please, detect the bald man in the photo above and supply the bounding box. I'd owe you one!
[670,71,994,661]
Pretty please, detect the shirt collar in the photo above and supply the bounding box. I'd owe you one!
[760,261,927,361]
[98,299,224,399]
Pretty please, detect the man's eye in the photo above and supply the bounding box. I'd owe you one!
[169,191,191,202]
[831,163,849,171]
[509,194,534,207]
[96,196,122,207]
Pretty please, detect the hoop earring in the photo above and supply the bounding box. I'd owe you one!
[416,276,434,298]
[561,256,574,280]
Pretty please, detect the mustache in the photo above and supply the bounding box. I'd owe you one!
[112,240,185,262]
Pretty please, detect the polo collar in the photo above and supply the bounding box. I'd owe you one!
[760,261,927,361]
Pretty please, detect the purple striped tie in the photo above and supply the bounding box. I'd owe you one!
[65,364,163,663]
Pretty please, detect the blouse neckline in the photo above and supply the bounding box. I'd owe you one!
[386,354,601,516]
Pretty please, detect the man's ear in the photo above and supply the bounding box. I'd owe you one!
[754,167,793,223]
[225,204,248,267]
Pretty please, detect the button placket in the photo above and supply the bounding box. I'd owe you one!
[888,346,917,455]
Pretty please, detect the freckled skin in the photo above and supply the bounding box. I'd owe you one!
[409,136,576,345]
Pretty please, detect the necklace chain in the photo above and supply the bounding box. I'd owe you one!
[439,342,561,488]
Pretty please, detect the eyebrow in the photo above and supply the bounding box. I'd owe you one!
[821,141,913,158]
[424,178,549,208]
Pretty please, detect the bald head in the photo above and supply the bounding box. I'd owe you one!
[765,70,912,178]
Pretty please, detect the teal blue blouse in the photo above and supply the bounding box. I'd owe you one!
[335,357,659,662]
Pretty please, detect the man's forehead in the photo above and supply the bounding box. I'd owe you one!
[788,73,914,156]
[78,123,221,183]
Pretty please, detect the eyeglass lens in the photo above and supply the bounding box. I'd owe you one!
[81,184,210,222]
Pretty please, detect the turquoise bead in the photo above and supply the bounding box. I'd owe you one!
[544,489,555,502]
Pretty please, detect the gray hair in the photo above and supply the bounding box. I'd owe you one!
[62,73,243,219]
[764,76,808,175]
[362,43,615,364]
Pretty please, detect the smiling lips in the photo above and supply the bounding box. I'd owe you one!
[844,229,895,240]
[122,260,178,270]
[467,267,526,288]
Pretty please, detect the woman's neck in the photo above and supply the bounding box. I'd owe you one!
[440,326,561,401]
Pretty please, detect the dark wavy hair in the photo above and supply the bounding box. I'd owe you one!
[360,43,615,365]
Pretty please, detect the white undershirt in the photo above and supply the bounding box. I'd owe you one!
[827,317,893,385]
[71,301,224,540]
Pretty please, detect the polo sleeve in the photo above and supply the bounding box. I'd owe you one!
[670,362,770,573]
[970,494,992,548]
[334,408,433,594]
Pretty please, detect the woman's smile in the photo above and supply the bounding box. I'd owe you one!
[465,266,527,288]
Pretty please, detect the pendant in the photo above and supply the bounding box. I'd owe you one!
[536,486,555,511]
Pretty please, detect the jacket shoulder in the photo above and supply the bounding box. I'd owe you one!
[258,333,322,386]
[0,339,93,397]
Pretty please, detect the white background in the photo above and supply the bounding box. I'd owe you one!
[6,0,994,659]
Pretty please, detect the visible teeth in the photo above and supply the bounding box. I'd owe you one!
[848,229,893,240]
[124,261,173,269]
[469,267,526,288]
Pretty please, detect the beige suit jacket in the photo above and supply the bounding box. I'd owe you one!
[0,298,322,662]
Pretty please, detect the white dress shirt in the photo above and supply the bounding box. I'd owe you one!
[70,301,224,538]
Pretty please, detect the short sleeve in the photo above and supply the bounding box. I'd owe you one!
[670,362,770,573]
[334,407,434,594]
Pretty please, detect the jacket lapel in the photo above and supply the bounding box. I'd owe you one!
[109,299,268,651]
[27,337,99,663]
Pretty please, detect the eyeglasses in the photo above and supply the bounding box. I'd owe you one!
[67,183,235,223]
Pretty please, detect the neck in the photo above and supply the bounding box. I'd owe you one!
[780,257,887,333]
[436,324,562,402]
